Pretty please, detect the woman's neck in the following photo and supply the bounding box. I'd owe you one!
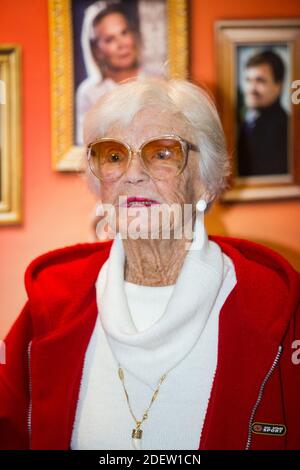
[123,236,192,287]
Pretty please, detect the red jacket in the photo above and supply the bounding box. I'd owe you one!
[0,235,300,450]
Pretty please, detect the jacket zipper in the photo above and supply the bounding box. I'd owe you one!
[245,345,283,450]
[27,340,32,449]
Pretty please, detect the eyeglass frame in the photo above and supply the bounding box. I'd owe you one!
[86,134,200,182]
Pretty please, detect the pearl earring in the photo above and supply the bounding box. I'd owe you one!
[196,199,207,212]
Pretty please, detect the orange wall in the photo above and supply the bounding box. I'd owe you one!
[0,0,300,337]
[0,0,96,337]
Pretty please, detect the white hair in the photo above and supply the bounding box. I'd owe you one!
[82,77,231,203]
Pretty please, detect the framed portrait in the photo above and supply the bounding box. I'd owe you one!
[49,0,189,171]
[0,45,22,225]
[216,20,300,201]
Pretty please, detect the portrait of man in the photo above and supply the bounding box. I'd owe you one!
[237,48,290,177]
[73,0,167,145]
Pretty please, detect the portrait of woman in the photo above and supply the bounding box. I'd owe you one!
[75,0,166,144]
[0,78,299,451]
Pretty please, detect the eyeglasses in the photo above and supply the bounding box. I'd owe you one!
[87,134,199,182]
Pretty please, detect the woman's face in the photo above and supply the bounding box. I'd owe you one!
[96,107,205,238]
[93,12,138,71]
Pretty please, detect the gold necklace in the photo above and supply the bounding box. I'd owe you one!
[118,365,167,449]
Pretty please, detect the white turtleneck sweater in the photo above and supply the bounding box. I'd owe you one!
[71,223,237,450]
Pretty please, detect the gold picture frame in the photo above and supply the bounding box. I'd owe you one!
[216,20,300,202]
[49,0,189,172]
[0,45,22,225]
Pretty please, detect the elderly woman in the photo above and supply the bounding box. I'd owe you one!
[0,78,299,451]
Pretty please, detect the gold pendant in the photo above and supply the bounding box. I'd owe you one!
[132,428,142,450]
[132,428,143,439]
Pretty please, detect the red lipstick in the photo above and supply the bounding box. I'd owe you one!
[123,197,161,207]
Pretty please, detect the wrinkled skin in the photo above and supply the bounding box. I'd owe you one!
[98,106,207,286]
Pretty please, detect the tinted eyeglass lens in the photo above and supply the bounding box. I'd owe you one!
[89,141,129,181]
[141,139,185,178]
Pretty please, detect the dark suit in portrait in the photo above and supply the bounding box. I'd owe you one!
[238,98,288,176]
